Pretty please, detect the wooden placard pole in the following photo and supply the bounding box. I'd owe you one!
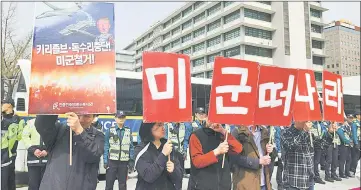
[168,123,171,162]
[222,125,229,169]
[70,128,72,166]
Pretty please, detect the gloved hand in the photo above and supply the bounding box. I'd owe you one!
[182,150,187,160]
[104,164,108,169]
[277,153,282,159]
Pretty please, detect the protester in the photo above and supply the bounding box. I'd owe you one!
[104,111,134,190]
[22,118,48,190]
[350,111,360,175]
[310,121,327,184]
[230,125,275,190]
[274,126,285,190]
[187,119,243,190]
[164,122,190,183]
[1,98,24,190]
[323,121,342,182]
[337,116,354,178]
[134,122,182,190]
[35,113,104,190]
[281,121,315,190]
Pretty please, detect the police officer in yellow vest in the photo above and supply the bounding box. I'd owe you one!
[337,115,354,178]
[164,122,190,189]
[104,111,134,190]
[1,99,24,190]
[22,118,48,190]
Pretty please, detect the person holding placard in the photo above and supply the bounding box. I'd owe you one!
[104,111,134,190]
[187,119,243,190]
[281,121,315,190]
[134,122,182,190]
[230,125,276,190]
[35,114,105,190]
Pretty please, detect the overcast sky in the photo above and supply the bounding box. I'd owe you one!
[5,1,361,50]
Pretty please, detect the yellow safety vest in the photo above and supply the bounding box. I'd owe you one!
[167,123,186,152]
[108,126,131,161]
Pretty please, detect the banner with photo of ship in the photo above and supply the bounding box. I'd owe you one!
[29,2,116,114]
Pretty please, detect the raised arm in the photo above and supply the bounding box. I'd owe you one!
[35,115,60,152]
[135,145,168,183]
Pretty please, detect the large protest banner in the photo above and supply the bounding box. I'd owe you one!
[208,57,259,125]
[322,71,344,122]
[29,2,116,114]
[293,69,322,121]
[142,52,192,122]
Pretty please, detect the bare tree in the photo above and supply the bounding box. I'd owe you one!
[1,2,32,100]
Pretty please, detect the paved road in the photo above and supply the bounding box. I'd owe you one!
[17,166,360,190]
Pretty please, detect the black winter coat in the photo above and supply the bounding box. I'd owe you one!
[35,115,104,190]
[134,139,183,190]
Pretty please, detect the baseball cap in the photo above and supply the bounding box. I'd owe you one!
[195,107,207,114]
[115,110,126,118]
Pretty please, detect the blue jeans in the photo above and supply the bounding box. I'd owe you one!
[261,185,267,190]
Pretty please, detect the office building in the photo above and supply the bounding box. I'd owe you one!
[324,20,360,77]
[116,50,135,71]
[126,1,328,83]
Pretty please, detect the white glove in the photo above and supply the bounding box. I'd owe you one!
[278,153,282,159]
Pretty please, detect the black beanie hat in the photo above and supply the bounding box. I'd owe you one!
[139,122,156,143]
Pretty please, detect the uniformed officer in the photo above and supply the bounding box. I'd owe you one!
[310,121,327,184]
[350,112,360,175]
[320,121,340,182]
[337,116,354,178]
[164,122,190,189]
[1,99,24,190]
[22,118,48,190]
[183,107,208,157]
[104,111,135,190]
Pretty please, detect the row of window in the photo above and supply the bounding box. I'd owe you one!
[192,71,213,79]
[245,26,272,40]
[192,46,240,67]
[138,1,273,46]
[164,28,241,53]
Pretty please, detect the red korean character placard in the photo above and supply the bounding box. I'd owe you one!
[322,71,344,122]
[142,52,192,122]
[293,69,322,121]
[254,66,298,126]
[208,57,259,125]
